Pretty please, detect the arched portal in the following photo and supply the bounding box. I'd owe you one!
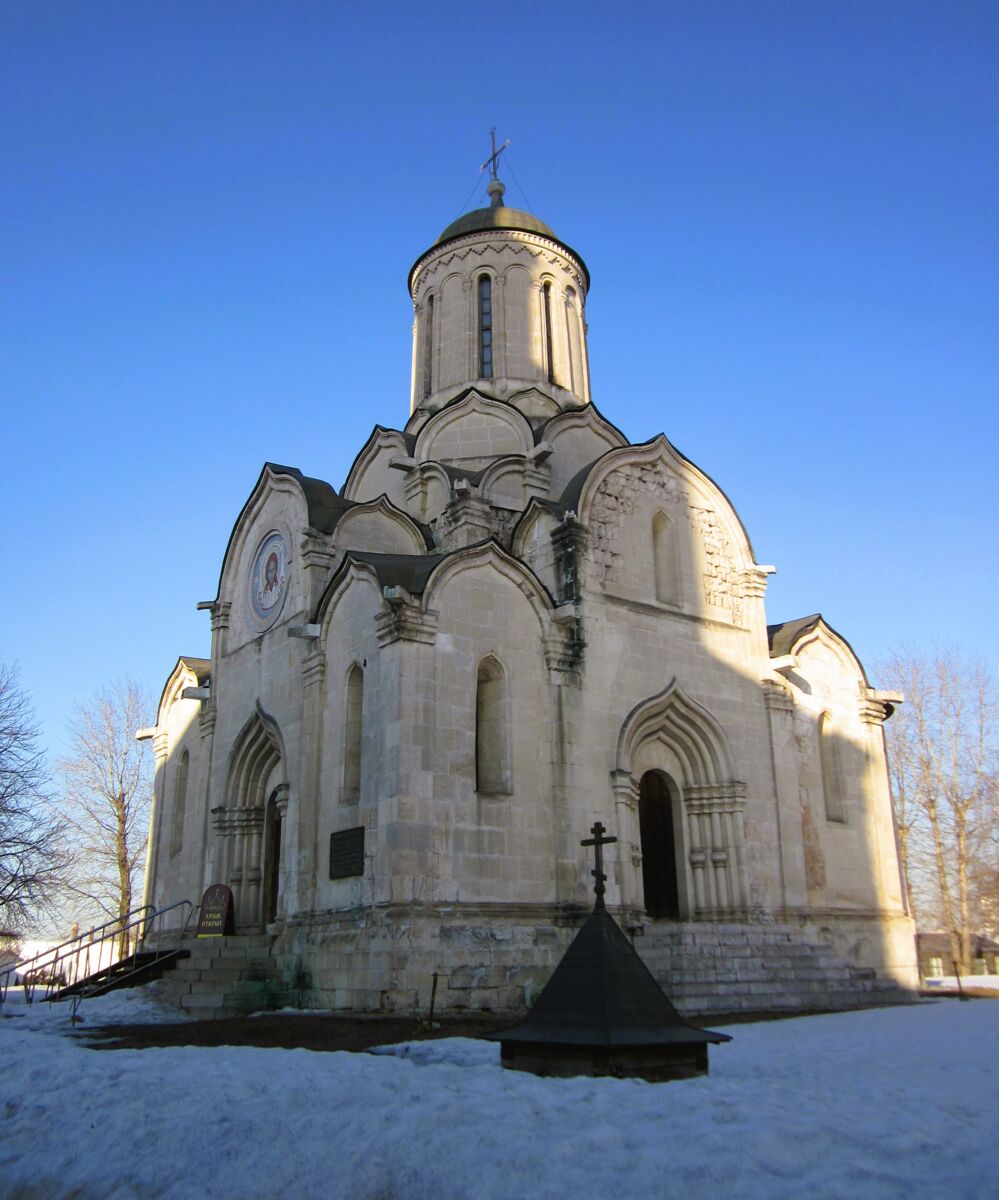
[639,771,681,919]
[218,706,286,929]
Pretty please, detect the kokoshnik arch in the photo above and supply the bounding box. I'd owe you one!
[141,171,918,1015]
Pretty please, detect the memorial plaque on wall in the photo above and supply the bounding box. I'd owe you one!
[329,826,365,880]
[197,883,235,937]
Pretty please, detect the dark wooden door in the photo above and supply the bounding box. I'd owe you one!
[639,771,680,919]
[264,801,282,924]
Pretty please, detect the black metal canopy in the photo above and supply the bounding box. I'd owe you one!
[495,906,730,1049]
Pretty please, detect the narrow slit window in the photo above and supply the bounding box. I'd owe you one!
[819,712,847,823]
[475,656,510,794]
[478,275,493,379]
[652,511,679,605]
[564,287,578,394]
[170,749,189,857]
[344,665,364,802]
[542,281,555,384]
[422,294,434,399]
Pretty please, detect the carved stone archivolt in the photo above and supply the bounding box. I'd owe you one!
[614,681,750,919]
[217,706,285,927]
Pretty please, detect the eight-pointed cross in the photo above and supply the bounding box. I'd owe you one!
[581,821,617,909]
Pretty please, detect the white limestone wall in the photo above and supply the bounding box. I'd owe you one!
[314,573,387,914]
[146,685,210,922]
[577,596,780,911]
[425,564,560,905]
[785,632,907,918]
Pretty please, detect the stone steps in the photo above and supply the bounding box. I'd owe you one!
[146,934,289,1018]
[637,922,913,1015]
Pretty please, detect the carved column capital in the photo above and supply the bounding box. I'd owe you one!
[272,782,290,816]
[610,769,639,808]
[198,703,217,739]
[761,678,794,713]
[375,600,439,647]
[152,730,170,763]
[741,564,776,599]
[859,687,902,727]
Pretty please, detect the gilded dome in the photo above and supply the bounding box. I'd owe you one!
[435,205,557,245]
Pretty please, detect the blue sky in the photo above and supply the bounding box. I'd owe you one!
[2,2,996,760]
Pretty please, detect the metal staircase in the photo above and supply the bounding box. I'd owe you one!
[0,899,197,1019]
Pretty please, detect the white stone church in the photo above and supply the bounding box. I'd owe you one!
[142,174,918,1015]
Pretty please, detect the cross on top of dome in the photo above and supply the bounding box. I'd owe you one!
[479,127,510,207]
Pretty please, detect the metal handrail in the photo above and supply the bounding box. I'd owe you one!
[67,899,200,1024]
[0,899,195,1010]
[0,905,154,1006]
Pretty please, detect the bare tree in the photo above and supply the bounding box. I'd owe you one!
[60,679,153,952]
[0,663,68,930]
[879,647,998,973]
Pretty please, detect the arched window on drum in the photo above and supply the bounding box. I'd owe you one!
[478,275,493,379]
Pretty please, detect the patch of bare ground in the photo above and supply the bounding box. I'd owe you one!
[80,1012,512,1053]
[77,1000,938,1053]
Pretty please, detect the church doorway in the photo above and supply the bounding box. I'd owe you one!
[639,771,681,920]
[263,793,283,925]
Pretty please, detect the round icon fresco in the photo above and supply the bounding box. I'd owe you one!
[250,532,288,622]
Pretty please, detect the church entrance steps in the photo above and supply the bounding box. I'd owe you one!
[145,934,288,1019]
[637,922,914,1015]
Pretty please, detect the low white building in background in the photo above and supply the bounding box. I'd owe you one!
[142,176,917,1015]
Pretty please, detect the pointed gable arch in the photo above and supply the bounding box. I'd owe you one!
[511,499,560,558]
[314,557,386,642]
[616,679,737,788]
[576,435,756,568]
[414,390,534,467]
[215,464,312,604]
[421,539,556,630]
[478,454,544,510]
[541,402,628,497]
[331,495,432,556]
[769,614,870,686]
[156,656,210,729]
[404,460,452,523]
[341,426,413,506]
[508,387,561,421]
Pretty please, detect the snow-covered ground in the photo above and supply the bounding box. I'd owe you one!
[1,990,996,1200]
[924,973,999,992]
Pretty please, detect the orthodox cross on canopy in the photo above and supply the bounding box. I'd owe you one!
[480,127,511,181]
[581,821,618,909]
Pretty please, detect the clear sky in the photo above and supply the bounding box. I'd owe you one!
[2,1,997,762]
